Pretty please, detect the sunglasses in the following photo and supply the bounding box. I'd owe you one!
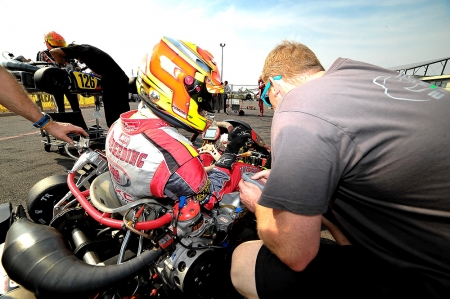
[260,75,282,107]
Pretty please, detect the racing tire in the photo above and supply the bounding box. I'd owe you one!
[26,174,69,225]
[33,67,71,94]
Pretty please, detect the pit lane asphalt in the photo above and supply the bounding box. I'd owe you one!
[0,101,273,209]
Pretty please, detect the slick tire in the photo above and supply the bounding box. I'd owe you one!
[26,174,69,225]
[34,67,71,94]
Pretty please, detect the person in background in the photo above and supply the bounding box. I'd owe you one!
[0,66,87,144]
[257,78,265,116]
[223,80,231,115]
[217,82,224,113]
[231,40,450,299]
[50,43,130,127]
[36,31,81,113]
[212,92,218,111]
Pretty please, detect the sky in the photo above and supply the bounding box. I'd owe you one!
[0,0,449,90]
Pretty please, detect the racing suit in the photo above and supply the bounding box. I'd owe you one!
[105,105,249,210]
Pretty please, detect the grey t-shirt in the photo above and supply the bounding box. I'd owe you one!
[259,58,450,290]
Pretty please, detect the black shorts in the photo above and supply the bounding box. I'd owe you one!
[255,240,436,299]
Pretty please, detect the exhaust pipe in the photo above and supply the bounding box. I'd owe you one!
[2,218,162,298]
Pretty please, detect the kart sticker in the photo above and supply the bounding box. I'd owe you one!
[75,72,98,89]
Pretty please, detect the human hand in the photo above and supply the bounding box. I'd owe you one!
[250,169,270,181]
[226,125,252,154]
[45,121,88,145]
[215,125,252,169]
[238,179,262,213]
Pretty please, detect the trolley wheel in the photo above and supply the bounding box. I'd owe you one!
[58,146,65,154]
[26,174,69,225]
[44,144,51,152]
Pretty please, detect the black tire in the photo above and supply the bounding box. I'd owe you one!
[26,175,69,225]
[44,144,51,152]
[223,119,252,130]
[58,146,65,154]
[34,67,71,94]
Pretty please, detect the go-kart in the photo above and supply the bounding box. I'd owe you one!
[0,120,271,299]
[1,51,102,96]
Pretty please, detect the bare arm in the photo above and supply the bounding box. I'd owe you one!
[49,48,67,65]
[255,204,322,271]
[0,66,87,144]
[0,66,47,122]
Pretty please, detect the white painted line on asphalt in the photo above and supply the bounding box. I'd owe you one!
[0,132,38,141]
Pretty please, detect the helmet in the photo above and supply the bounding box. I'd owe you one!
[44,31,67,50]
[136,36,222,133]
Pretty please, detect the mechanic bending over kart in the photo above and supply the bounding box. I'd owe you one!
[106,37,254,211]
[50,43,130,127]
[36,31,81,113]
[232,40,450,299]
[0,65,87,143]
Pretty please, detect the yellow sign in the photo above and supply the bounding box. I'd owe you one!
[0,93,97,113]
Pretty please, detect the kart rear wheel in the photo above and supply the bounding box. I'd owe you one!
[26,174,69,225]
[33,67,71,94]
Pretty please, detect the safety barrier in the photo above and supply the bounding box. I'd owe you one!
[0,93,96,113]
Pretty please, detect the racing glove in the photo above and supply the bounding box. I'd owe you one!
[215,125,252,169]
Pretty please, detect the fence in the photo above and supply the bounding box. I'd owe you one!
[228,84,259,100]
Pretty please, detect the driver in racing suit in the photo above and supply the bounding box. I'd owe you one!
[105,37,256,209]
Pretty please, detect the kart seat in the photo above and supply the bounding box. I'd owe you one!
[89,172,124,214]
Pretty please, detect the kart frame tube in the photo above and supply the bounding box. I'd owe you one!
[67,172,173,230]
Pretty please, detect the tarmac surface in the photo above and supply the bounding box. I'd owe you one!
[0,100,274,209]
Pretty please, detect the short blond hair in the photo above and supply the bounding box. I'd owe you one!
[261,40,324,84]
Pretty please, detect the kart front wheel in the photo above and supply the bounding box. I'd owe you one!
[26,174,69,225]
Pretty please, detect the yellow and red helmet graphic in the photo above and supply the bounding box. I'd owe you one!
[44,31,67,49]
[136,36,221,132]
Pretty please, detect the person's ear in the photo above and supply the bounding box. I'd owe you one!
[269,77,281,98]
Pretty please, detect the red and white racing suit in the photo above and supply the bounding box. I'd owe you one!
[105,107,250,210]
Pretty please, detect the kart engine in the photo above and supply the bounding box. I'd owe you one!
[153,193,247,293]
